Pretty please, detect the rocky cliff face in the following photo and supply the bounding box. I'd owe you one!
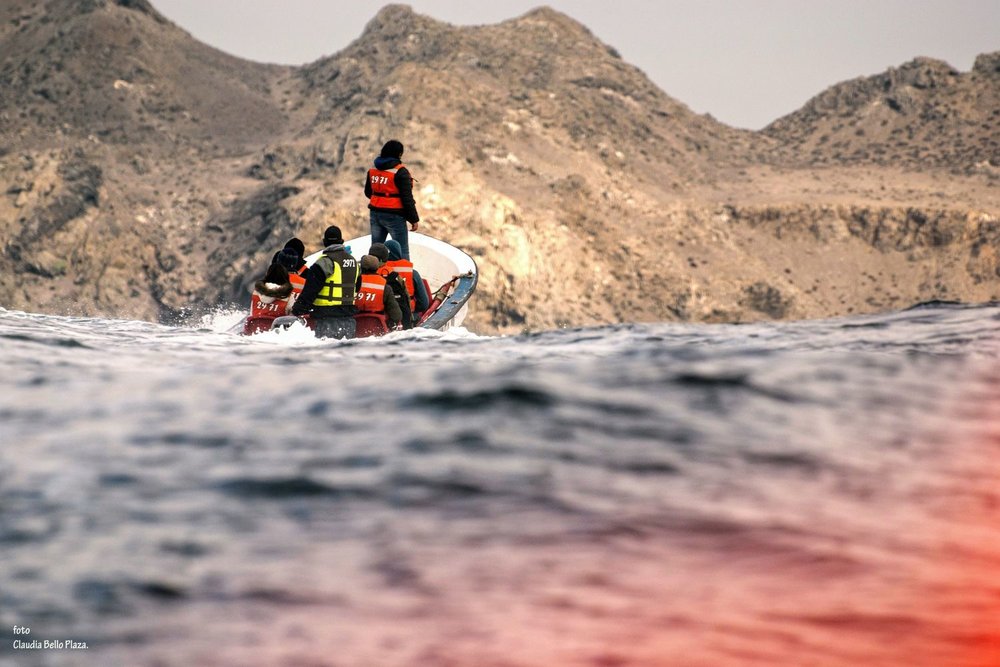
[1,2,998,332]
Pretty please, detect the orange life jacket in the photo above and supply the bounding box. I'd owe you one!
[250,289,292,318]
[368,164,405,210]
[354,273,388,313]
[381,259,415,309]
[289,267,306,296]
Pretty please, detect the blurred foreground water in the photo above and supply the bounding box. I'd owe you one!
[1,303,999,667]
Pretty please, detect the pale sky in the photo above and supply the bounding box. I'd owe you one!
[152,1,999,130]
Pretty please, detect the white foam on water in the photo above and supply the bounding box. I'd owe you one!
[242,319,327,346]
[227,317,491,348]
[197,307,250,333]
[377,325,491,342]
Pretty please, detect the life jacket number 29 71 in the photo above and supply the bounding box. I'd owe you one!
[372,175,391,186]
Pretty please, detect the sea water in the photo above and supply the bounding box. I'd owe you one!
[1,304,998,667]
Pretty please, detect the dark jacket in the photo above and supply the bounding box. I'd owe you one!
[381,268,413,329]
[364,156,419,223]
[385,239,430,313]
[292,244,360,319]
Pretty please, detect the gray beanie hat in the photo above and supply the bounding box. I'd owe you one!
[368,243,389,262]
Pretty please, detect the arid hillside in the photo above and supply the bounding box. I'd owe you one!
[764,54,1000,174]
[1,1,998,332]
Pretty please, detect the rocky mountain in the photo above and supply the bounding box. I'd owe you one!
[764,54,1000,174]
[0,0,291,320]
[1,1,998,332]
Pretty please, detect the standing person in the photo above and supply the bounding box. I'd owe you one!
[291,225,359,340]
[355,254,402,330]
[364,140,419,260]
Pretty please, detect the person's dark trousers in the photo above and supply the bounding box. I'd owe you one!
[370,210,410,260]
[314,316,356,340]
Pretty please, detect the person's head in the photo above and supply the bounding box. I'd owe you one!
[264,262,289,285]
[283,237,305,258]
[275,248,300,272]
[360,254,380,274]
[368,242,389,263]
[384,239,403,261]
[322,225,343,247]
[379,140,404,159]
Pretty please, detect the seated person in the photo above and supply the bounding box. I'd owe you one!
[383,239,430,317]
[355,254,402,329]
[274,247,307,297]
[291,225,359,340]
[369,243,413,329]
[250,263,295,319]
[271,237,307,272]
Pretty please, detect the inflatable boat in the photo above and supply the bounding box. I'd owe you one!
[240,233,478,337]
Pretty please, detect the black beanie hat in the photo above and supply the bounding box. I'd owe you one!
[276,249,300,272]
[379,140,404,159]
[283,237,305,257]
[323,225,343,246]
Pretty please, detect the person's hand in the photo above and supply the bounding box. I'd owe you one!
[410,222,419,232]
